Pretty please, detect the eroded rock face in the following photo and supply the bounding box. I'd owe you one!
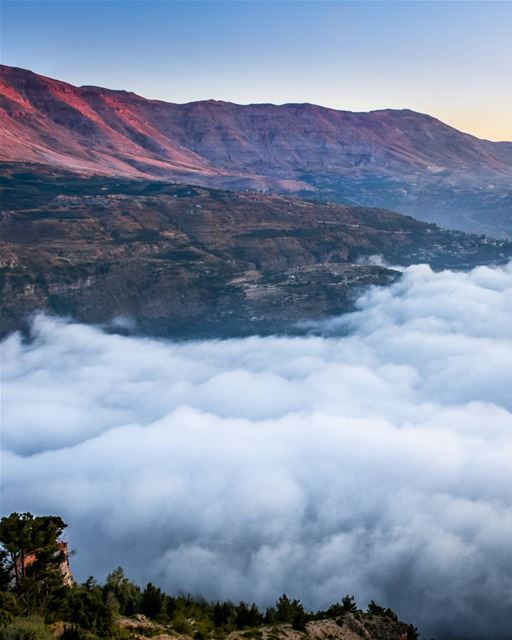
[1,65,511,236]
[1,170,510,338]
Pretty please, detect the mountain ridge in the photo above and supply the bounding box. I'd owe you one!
[5,64,511,142]
[1,64,512,236]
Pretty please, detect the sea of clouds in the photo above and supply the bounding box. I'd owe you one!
[2,262,512,639]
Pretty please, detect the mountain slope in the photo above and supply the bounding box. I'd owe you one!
[1,65,511,236]
[1,167,510,337]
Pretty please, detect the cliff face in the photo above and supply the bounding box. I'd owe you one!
[16,541,73,587]
[1,168,510,337]
[1,65,511,236]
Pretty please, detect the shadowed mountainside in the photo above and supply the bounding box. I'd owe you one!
[1,166,510,337]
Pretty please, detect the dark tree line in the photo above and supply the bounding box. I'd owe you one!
[0,512,419,640]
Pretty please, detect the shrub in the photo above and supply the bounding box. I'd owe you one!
[60,627,90,640]
[0,617,54,640]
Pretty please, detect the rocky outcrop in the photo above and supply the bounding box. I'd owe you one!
[118,615,418,640]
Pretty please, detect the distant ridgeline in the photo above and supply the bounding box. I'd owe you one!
[0,513,421,640]
[1,64,512,238]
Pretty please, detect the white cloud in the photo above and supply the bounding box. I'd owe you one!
[2,262,512,639]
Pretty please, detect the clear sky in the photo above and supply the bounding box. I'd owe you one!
[1,0,511,141]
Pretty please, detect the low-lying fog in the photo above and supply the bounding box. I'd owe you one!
[2,262,512,639]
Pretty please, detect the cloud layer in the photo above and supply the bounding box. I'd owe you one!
[2,262,512,639]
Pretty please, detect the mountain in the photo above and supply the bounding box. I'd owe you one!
[1,166,509,337]
[1,65,511,237]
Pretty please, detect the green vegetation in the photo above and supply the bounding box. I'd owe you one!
[0,513,420,640]
[0,617,55,640]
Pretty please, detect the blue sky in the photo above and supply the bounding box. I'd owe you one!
[1,1,511,140]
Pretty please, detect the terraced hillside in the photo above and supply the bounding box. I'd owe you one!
[1,166,509,337]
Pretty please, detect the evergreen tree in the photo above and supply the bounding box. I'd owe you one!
[0,550,12,592]
[367,600,385,616]
[235,601,251,628]
[248,603,263,627]
[275,594,294,622]
[213,601,233,627]
[275,594,305,626]
[264,606,277,624]
[0,512,68,614]
[65,577,116,636]
[0,513,66,591]
[104,566,140,616]
[140,582,165,619]
[341,594,358,614]
[291,606,307,631]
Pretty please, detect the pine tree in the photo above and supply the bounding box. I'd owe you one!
[341,595,358,614]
